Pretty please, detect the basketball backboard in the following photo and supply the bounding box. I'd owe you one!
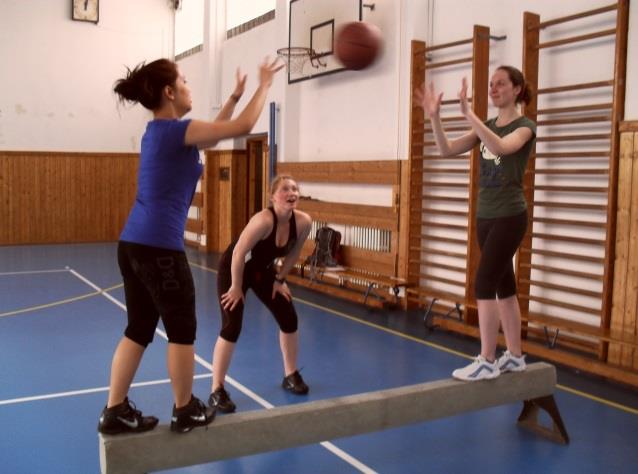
[285,0,363,83]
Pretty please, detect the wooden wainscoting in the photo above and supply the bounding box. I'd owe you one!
[0,151,138,245]
[276,160,409,308]
[609,121,638,370]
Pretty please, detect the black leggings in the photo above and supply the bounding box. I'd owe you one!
[118,241,196,346]
[474,210,528,300]
[217,253,298,343]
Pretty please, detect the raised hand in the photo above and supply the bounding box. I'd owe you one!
[233,68,247,98]
[415,82,443,119]
[259,57,285,88]
[458,77,470,117]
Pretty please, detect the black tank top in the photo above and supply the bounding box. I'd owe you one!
[228,207,297,270]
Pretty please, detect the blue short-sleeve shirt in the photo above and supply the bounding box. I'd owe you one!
[120,119,203,250]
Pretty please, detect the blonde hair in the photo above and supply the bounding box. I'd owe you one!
[270,175,297,195]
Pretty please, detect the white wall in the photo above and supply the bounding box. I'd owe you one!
[2,0,635,156]
[0,0,174,152]
[422,0,632,119]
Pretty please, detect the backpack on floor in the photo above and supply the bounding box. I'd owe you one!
[305,226,342,271]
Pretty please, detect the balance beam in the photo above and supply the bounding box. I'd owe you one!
[99,362,566,474]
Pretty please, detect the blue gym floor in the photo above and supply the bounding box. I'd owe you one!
[1,243,637,473]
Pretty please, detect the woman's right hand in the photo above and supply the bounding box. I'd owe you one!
[220,285,245,311]
[415,82,443,119]
[258,57,285,88]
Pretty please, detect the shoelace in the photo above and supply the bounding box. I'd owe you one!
[217,389,231,402]
[124,399,143,418]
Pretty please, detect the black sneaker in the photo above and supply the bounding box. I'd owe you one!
[170,395,215,434]
[208,386,236,413]
[282,370,309,395]
[97,397,159,435]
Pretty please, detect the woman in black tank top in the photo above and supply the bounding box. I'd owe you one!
[208,176,313,413]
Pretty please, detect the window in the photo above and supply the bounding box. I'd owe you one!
[175,0,205,57]
[226,0,275,30]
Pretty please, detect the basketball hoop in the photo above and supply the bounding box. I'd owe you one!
[277,47,326,75]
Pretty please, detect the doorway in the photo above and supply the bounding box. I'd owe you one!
[246,134,269,218]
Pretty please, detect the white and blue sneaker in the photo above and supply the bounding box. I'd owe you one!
[497,350,527,373]
[452,355,500,381]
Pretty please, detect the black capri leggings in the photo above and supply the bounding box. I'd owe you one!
[474,210,528,300]
[217,253,298,343]
[118,241,197,346]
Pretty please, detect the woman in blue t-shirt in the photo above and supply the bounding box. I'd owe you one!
[98,58,283,435]
[415,66,536,382]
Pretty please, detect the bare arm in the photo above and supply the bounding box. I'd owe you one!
[220,211,272,311]
[415,82,478,157]
[185,58,284,149]
[229,211,272,287]
[458,77,533,156]
[276,212,312,280]
[214,68,246,121]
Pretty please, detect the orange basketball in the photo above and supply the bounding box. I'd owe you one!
[334,21,383,71]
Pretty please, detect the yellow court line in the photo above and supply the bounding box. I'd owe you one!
[188,260,638,416]
[556,383,638,416]
[295,296,472,360]
[0,283,123,318]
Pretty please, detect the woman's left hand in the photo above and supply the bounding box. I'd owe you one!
[458,77,471,117]
[272,280,292,302]
[233,68,247,99]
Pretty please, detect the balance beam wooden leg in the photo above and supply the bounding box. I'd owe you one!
[99,362,564,474]
[518,394,570,444]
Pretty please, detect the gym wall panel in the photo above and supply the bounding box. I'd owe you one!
[610,122,638,370]
[0,151,138,245]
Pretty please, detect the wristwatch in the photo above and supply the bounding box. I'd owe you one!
[274,275,286,284]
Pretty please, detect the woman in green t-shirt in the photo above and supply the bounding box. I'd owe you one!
[415,65,536,381]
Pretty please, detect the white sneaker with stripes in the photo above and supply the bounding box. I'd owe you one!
[452,355,500,381]
[497,350,527,373]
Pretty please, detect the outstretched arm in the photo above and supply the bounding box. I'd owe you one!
[185,58,284,149]
[415,82,478,157]
[458,77,533,156]
[220,211,272,311]
[214,68,247,121]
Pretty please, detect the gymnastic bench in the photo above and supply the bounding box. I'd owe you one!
[310,266,410,306]
[407,286,475,329]
[522,311,638,351]
[99,362,567,474]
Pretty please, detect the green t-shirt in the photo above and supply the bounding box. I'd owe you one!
[477,116,536,218]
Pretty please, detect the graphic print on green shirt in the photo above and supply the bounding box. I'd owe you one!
[477,116,536,218]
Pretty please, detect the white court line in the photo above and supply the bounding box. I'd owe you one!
[67,267,377,474]
[0,374,212,407]
[0,268,70,276]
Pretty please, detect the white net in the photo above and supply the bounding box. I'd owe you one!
[276,47,312,75]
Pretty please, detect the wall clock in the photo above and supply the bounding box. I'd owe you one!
[72,0,99,24]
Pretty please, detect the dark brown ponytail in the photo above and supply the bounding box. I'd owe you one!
[113,59,178,110]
